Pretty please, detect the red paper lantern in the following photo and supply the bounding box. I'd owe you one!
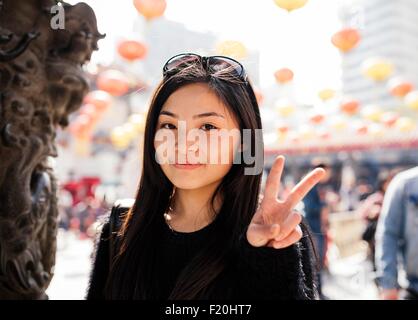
[70,114,94,138]
[117,40,148,61]
[290,135,300,144]
[97,70,130,97]
[340,99,360,115]
[79,104,99,122]
[388,77,414,97]
[277,125,289,134]
[274,68,294,84]
[133,0,166,20]
[84,90,112,112]
[355,124,368,135]
[331,28,361,52]
[381,112,399,127]
[318,129,331,140]
[309,113,325,124]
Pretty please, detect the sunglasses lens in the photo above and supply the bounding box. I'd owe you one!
[163,54,246,81]
[165,54,200,74]
[208,57,244,77]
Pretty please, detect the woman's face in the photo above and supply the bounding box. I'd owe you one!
[154,82,241,190]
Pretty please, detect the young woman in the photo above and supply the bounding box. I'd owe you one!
[86,53,325,300]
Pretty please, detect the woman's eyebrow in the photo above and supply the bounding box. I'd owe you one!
[193,112,225,119]
[159,111,225,119]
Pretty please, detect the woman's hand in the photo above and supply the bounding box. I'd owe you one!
[246,156,326,249]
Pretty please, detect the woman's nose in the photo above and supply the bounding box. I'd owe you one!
[187,143,198,152]
[176,141,199,154]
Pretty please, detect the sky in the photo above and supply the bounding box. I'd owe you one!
[66,0,345,104]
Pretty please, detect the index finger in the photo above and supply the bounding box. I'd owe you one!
[264,156,285,200]
[286,168,326,209]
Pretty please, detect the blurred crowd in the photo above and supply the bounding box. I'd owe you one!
[57,189,109,240]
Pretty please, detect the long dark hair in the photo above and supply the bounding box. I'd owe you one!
[105,61,263,299]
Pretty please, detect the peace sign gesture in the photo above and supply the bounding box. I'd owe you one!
[247,156,326,249]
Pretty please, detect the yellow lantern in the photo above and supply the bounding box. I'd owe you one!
[361,105,383,122]
[276,131,288,142]
[369,124,385,138]
[113,140,130,149]
[273,0,308,12]
[396,117,416,133]
[330,116,347,131]
[122,123,137,140]
[110,126,126,141]
[362,57,393,81]
[298,125,315,140]
[274,99,295,117]
[128,113,146,133]
[405,90,418,110]
[318,88,335,101]
[216,40,247,60]
[74,136,91,156]
[276,124,289,142]
[110,126,131,149]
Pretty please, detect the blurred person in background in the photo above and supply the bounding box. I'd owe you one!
[339,164,359,212]
[355,179,374,202]
[57,189,74,231]
[71,196,101,238]
[375,166,418,300]
[357,171,396,272]
[302,162,331,298]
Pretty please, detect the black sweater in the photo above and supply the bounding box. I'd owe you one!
[86,203,318,300]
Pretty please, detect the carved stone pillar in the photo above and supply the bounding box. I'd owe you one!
[0,0,104,299]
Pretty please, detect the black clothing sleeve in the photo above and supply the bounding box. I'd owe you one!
[85,211,112,300]
[233,227,317,299]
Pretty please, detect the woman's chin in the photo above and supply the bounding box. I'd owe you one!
[170,180,207,190]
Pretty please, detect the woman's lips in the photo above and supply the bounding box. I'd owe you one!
[172,163,204,170]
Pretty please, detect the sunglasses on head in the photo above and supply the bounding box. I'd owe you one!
[162,53,247,81]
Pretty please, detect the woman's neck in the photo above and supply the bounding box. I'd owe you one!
[169,181,222,232]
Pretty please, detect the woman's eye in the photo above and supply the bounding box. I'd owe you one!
[160,123,176,129]
[201,123,218,131]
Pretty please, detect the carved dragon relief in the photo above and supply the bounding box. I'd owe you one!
[0,0,104,299]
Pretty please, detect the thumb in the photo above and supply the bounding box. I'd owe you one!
[246,223,280,247]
